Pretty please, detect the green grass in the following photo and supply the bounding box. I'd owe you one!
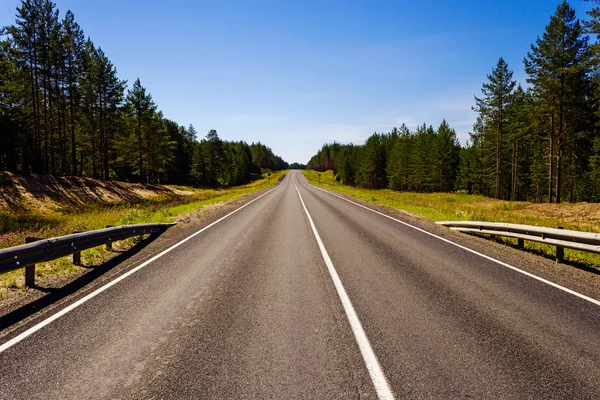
[0,170,286,293]
[303,169,600,268]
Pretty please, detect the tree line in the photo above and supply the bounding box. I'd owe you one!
[308,1,600,203]
[0,0,287,186]
[307,121,460,192]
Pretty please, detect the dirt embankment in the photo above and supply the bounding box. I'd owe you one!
[0,172,193,213]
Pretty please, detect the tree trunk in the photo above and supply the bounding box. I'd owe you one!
[103,101,109,180]
[138,114,144,183]
[496,106,502,199]
[33,43,42,172]
[548,112,554,203]
[60,86,68,174]
[43,68,49,174]
[569,145,575,202]
[511,141,519,201]
[556,81,564,204]
[99,90,107,180]
[91,115,98,179]
[49,66,55,175]
[28,46,38,173]
[593,163,597,202]
[68,51,77,176]
[556,136,562,204]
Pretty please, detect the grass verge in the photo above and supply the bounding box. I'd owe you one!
[303,169,600,268]
[0,170,286,296]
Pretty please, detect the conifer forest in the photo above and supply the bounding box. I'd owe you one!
[0,1,288,187]
[308,1,600,203]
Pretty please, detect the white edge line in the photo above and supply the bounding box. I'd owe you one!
[294,182,395,400]
[303,178,600,308]
[0,185,281,353]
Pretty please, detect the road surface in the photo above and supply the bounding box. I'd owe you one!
[1,170,600,399]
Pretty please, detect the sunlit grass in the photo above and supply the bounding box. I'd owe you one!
[303,169,600,267]
[0,170,286,294]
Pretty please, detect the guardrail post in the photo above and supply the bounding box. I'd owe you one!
[73,251,81,266]
[24,237,41,287]
[556,226,564,262]
[517,238,524,249]
[105,226,113,251]
[72,231,81,265]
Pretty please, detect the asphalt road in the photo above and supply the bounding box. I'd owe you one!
[2,170,600,399]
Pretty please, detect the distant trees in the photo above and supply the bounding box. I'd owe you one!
[0,0,287,186]
[307,1,600,204]
[307,120,460,192]
[190,132,285,187]
[288,162,306,169]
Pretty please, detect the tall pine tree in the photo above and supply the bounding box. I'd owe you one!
[473,57,516,199]
[524,1,589,203]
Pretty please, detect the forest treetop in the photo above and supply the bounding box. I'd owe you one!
[0,0,288,187]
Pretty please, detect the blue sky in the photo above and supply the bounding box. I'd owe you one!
[0,0,594,163]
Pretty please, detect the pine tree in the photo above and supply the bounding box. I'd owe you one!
[459,117,495,196]
[524,1,589,203]
[61,10,84,175]
[387,124,411,191]
[590,137,600,201]
[190,143,206,186]
[356,133,387,189]
[504,85,535,200]
[188,124,197,141]
[473,57,516,199]
[408,124,436,192]
[203,129,225,186]
[125,78,157,182]
[7,0,44,172]
[0,38,27,172]
[338,144,359,185]
[94,48,125,179]
[162,120,194,184]
[434,120,460,192]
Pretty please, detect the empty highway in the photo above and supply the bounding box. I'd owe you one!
[1,170,600,399]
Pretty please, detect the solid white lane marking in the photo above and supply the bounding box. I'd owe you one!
[294,182,395,400]
[0,185,282,353]
[303,178,600,308]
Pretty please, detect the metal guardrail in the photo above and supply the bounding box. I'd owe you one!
[436,221,600,262]
[0,223,176,287]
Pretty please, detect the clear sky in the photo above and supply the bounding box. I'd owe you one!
[0,0,594,164]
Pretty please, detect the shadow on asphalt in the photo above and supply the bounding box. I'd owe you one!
[0,234,160,332]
